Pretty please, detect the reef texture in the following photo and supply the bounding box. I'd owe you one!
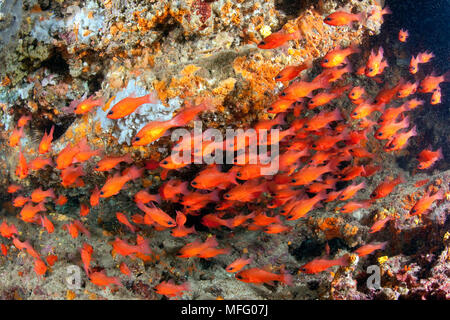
[0,0,449,300]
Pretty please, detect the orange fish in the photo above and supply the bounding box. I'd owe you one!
[275,61,310,82]
[56,144,80,170]
[307,85,350,109]
[348,86,365,101]
[94,154,133,171]
[410,190,444,216]
[397,81,418,98]
[34,259,47,278]
[365,47,388,77]
[20,202,46,223]
[299,255,349,274]
[60,165,84,187]
[398,29,408,42]
[0,221,18,238]
[419,72,449,93]
[374,81,403,105]
[100,166,143,198]
[29,157,53,171]
[378,103,409,124]
[197,247,231,259]
[136,202,176,228]
[280,73,330,100]
[417,147,443,169]
[55,195,68,206]
[40,215,54,234]
[338,182,365,201]
[154,280,190,298]
[176,236,218,258]
[1,244,7,256]
[46,254,58,266]
[111,236,151,257]
[290,162,335,186]
[79,203,90,217]
[13,195,30,207]
[264,223,292,234]
[336,200,373,213]
[235,267,292,285]
[384,126,417,152]
[369,216,392,233]
[223,179,267,202]
[116,212,136,233]
[107,92,157,119]
[350,101,384,119]
[9,126,24,147]
[74,95,103,114]
[354,242,387,257]
[31,187,55,203]
[322,46,360,68]
[371,175,404,199]
[74,138,102,162]
[226,257,252,273]
[409,55,420,74]
[286,192,326,220]
[311,130,348,151]
[119,262,132,277]
[257,29,301,49]
[17,115,32,127]
[134,190,161,204]
[431,87,442,105]
[324,11,364,26]
[89,271,122,288]
[38,125,55,154]
[171,211,196,237]
[339,164,366,181]
[80,242,93,275]
[90,186,100,207]
[418,51,434,63]
[375,116,410,140]
[304,109,342,132]
[191,165,237,190]
[7,184,22,193]
[159,180,189,202]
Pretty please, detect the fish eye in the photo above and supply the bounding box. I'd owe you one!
[312,144,317,148]
[228,267,233,271]
[325,17,331,21]
[162,160,168,165]
[100,191,104,195]
[291,179,296,183]
[304,124,309,128]
[369,68,373,72]
[377,132,382,136]
[268,107,273,111]
[323,59,328,63]
[309,100,314,104]
[186,205,191,208]
[95,165,99,169]
[350,92,355,97]
[280,92,287,97]
[135,137,140,141]
[300,267,307,272]
[353,112,358,116]
[167,221,174,225]
[108,111,113,115]
[259,41,266,45]
[275,75,281,80]
[419,86,423,90]
[224,194,231,198]
[192,181,197,185]
[411,209,416,213]
[287,215,293,219]
[236,275,243,279]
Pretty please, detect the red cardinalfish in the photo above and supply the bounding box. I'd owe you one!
[94,154,133,171]
[384,126,417,152]
[304,109,343,132]
[19,202,46,223]
[236,267,292,285]
[257,29,301,49]
[267,99,296,114]
[286,192,326,220]
[176,236,218,258]
[290,162,335,186]
[60,165,84,187]
[7,184,22,193]
[336,200,373,213]
[74,138,102,162]
[226,257,252,273]
[409,55,420,74]
[191,165,237,190]
[398,29,408,42]
[15,151,28,179]
[159,179,189,202]
[90,186,100,207]
[397,81,418,98]
[417,147,443,169]
[418,72,450,93]
[323,10,364,26]
[9,126,23,147]
[279,73,331,100]
[365,47,388,77]
[275,61,311,81]
[40,215,54,234]
[348,86,366,102]
[370,175,404,199]
[307,85,351,109]
[111,235,151,257]
[74,95,103,114]
[100,166,143,198]
[116,212,136,232]
[378,103,410,124]
[299,255,349,274]
[354,242,387,257]
[311,130,349,151]
[134,190,161,204]
[89,271,122,288]
[171,211,196,237]
[17,115,32,127]
[337,181,365,201]
[107,91,157,119]
[410,190,444,216]
[350,101,384,119]
[29,157,53,171]
[136,202,176,228]
[223,179,268,202]
[13,195,30,207]
[56,144,80,170]
[431,88,442,105]
[80,243,93,275]
[31,187,55,203]
[369,216,393,233]
[38,125,55,154]
[321,46,360,68]
[0,221,18,238]
[375,116,410,140]
[155,280,190,298]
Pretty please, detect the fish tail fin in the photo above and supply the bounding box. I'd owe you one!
[338,254,351,267]
[137,235,152,254]
[281,270,293,286]
[124,166,143,180]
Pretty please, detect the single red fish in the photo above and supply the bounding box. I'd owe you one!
[257,29,301,49]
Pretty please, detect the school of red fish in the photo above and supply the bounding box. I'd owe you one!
[2,3,448,298]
